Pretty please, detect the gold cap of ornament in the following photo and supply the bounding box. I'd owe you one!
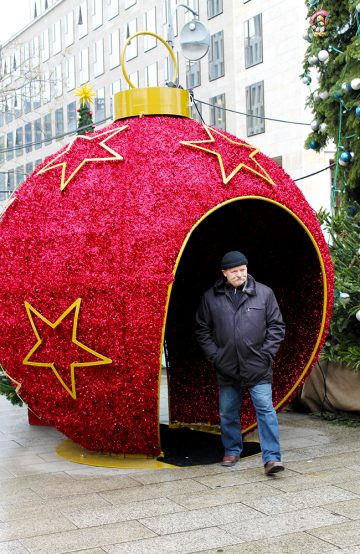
[114,32,190,121]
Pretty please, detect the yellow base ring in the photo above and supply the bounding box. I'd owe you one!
[56,439,178,469]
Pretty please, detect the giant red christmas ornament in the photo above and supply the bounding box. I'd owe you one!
[0,39,333,457]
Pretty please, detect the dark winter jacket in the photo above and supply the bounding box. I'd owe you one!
[195,275,285,387]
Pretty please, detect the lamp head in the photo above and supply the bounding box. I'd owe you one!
[179,20,210,61]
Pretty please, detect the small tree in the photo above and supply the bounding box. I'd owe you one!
[75,83,96,135]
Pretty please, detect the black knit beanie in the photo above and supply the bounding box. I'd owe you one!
[221,251,248,269]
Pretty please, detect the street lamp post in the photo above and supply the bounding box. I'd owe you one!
[166,1,210,86]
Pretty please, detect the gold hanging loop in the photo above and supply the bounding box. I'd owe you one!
[114,32,190,120]
[120,32,178,88]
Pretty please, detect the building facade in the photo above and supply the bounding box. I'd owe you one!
[0,0,334,210]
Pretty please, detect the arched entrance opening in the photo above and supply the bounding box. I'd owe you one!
[164,197,327,433]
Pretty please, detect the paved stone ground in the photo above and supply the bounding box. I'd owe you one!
[1,391,360,553]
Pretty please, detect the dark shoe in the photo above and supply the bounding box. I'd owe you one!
[221,455,240,467]
[265,461,285,475]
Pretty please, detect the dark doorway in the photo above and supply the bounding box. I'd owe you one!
[165,199,325,432]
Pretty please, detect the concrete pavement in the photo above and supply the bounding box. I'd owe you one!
[1,391,360,553]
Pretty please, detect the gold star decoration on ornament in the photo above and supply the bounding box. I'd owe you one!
[22,298,112,400]
[180,125,276,187]
[37,126,128,191]
[74,83,96,105]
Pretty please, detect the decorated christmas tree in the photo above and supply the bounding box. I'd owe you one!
[75,83,95,135]
[302,1,360,371]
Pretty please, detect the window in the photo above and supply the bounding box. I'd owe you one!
[244,14,263,68]
[93,40,104,77]
[54,64,63,97]
[41,29,50,61]
[78,1,88,38]
[21,43,30,72]
[64,12,74,47]
[0,173,5,200]
[184,0,198,23]
[186,60,201,89]
[66,57,76,91]
[80,48,89,84]
[109,29,120,69]
[52,21,61,54]
[163,51,179,83]
[0,174,6,201]
[25,123,32,153]
[42,71,51,104]
[95,88,105,123]
[7,171,15,193]
[208,0,222,18]
[44,113,52,145]
[246,81,265,136]
[55,107,64,138]
[30,36,40,67]
[32,80,41,109]
[5,99,13,124]
[34,118,42,150]
[111,81,121,95]
[25,162,33,177]
[92,0,103,30]
[145,63,158,87]
[125,20,137,61]
[190,100,202,122]
[15,127,23,157]
[13,49,21,78]
[210,93,226,130]
[6,132,14,161]
[14,91,22,118]
[108,0,119,20]
[110,80,121,114]
[128,71,138,89]
[16,166,25,186]
[144,8,157,51]
[67,101,77,132]
[209,30,224,81]
[0,136,4,164]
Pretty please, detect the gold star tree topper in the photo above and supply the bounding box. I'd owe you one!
[74,83,96,106]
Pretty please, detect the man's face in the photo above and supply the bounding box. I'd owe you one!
[222,265,248,288]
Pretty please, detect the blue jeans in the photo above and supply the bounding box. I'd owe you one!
[219,383,281,464]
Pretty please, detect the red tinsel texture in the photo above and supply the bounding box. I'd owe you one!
[0,116,334,455]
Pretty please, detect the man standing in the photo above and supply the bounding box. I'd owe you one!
[195,251,286,474]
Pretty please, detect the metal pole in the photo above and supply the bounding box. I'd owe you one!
[166,1,199,86]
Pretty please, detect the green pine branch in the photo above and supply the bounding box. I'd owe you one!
[0,367,23,406]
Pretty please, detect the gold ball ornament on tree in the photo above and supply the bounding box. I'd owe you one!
[0,33,334,456]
